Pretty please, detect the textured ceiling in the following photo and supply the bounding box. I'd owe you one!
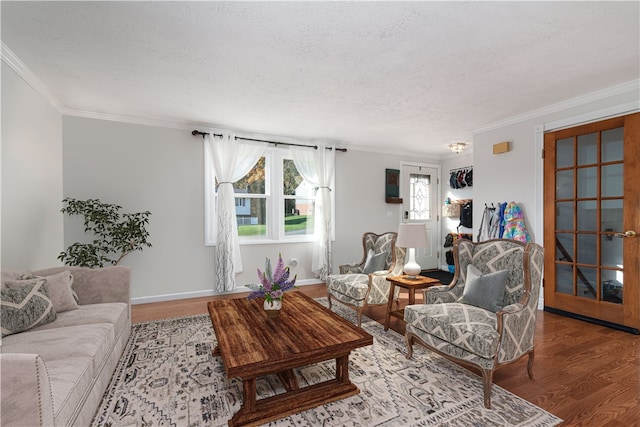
[2,1,639,156]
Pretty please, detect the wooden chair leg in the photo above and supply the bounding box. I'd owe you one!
[405,332,414,359]
[481,368,494,409]
[356,307,363,327]
[327,292,333,309]
[527,350,535,379]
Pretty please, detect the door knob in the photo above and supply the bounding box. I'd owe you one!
[614,230,637,238]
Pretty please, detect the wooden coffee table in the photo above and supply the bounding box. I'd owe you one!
[207,291,373,427]
[384,275,440,330]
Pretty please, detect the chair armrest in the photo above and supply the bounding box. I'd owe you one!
[499,302,525,314]
[423,285,461,304]
[496,303,535,363]
[339,263,363,274]
[0,353,55,427]
[33,266,131,305]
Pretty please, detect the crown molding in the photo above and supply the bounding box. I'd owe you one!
[1,42,65,111]
[473,79,640,135]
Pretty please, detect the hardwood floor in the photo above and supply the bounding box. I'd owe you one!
[132,284,640,426]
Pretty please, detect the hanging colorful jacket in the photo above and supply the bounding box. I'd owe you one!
[502,202,531,243]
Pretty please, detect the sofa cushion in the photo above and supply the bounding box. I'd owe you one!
[404,303,500,359]
[7,270,79,313]
[458,265,508,312]
[2,323,115,376]
[32,303,129,338]
[1,280,57,337]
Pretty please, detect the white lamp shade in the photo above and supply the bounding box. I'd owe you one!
[396,223,428,249]
[396,223,428,278]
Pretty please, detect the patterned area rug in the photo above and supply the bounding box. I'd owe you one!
[93,299,561,426]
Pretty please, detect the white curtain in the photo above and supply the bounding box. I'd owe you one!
[204,134,266,292]
[291,143,335,280]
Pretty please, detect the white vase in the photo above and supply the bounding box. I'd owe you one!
[264,298,282,318]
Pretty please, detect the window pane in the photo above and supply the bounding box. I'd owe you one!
[602,127,623,162]
[602,164,623,197]
[556,233,574,262]
[601,199,623,236]
[577,200,597,231]
[556,201,573,230]
[577,132,597,165]
[556,169,573,199]
[232,157,266,194]
[576,234,596,265]
[283,159,304,196]
[577,167,597,198]
[409,173,430,220]
[555,263,573,295]
[602,269,623,304]
[284,199,314,235]
[577,267,597,300]
[556,137,574,168]
[237,198,266,236]
[601,234,622,269]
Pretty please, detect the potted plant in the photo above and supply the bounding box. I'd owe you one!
[247,254,297,317]
[58,197,151,268]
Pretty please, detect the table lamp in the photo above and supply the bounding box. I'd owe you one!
[396,223,428,279]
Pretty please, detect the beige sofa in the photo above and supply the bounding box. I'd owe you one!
[1,266,131,427]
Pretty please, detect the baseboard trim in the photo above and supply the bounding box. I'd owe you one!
[543,306,639,335]
[131,279,321,305]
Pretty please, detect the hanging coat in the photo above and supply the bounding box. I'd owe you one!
[502,202,531,243]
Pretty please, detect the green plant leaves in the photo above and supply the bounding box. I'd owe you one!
[58,198,152,268]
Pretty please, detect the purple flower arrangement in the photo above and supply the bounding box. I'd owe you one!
[247,254,297,303]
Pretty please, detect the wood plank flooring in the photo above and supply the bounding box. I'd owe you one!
[131,283,640,426]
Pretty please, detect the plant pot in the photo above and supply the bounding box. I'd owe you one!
[264,298,282,318]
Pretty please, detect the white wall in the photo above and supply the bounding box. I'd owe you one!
[333,150,439,267]
[62,117,438,300]
[1,62,63,269]
[472,83,640,245]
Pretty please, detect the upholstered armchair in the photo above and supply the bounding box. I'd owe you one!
[327,232,406,326]
[404,238,544,408]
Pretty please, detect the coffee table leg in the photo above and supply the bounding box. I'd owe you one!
[335,355,350,384]
[384,282,396,331]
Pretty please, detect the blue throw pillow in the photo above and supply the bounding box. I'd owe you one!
[458,264,508,312]
[363,249,387,274]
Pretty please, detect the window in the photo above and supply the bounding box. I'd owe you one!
[205,147,331,245]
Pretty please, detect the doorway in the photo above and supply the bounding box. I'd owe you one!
[400,163,440,270]
[543,112,640,332]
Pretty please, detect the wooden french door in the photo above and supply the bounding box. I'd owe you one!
[543,112,640,333]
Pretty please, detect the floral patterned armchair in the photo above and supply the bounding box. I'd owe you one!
[327,232,405,326]
[404,238,544,408]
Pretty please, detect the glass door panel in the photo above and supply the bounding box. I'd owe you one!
[601,164,623,197]
[577,167,597,198]
[556,170,574,199]
[577,132,597,165]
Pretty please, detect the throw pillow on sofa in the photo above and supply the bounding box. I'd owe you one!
[7,270,79,313]
[1,280,57,337]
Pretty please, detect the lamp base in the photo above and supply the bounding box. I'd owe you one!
[403,260,422,279]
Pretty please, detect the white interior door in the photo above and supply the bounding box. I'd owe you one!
[401,164,439,270]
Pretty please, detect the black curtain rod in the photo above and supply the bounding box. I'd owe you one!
[191,130,347,152]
